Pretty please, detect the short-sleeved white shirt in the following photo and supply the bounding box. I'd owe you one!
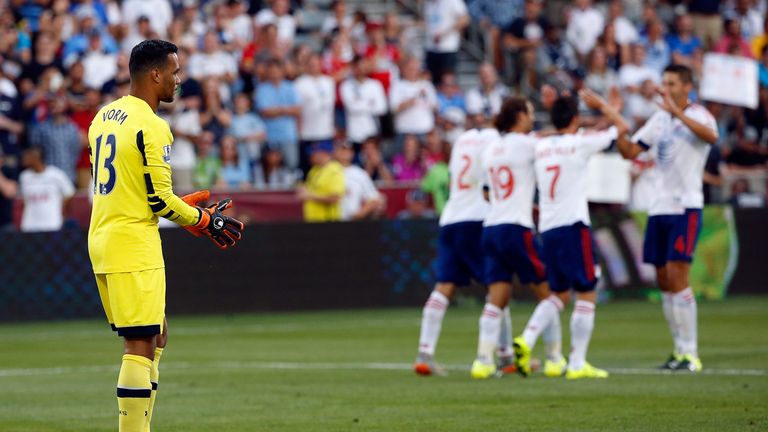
[255,9,296,43]
[20,166,75,232]
[340,78,388,143]
[389,79,437,135]
[534,127,618,232]
[482,132,538,228]
[631,104,716,215]
[424,0,468,53]
[439,128,496,226]
[341,165,380,221]
[294,74,336,141]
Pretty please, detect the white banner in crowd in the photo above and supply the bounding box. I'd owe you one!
[700,53,759,109]
[586,153,632,205]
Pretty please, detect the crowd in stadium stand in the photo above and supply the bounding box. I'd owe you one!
[0,0,767,229]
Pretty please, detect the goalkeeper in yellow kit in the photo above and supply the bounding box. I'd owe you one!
[88,40,244,432]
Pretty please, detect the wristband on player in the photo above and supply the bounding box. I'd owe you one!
[181,190,245,250]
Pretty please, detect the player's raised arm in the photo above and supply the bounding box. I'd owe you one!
[655,87,718,145]
[579,88,630,137]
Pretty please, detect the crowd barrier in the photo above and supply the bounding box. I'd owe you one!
[0,207,764,323]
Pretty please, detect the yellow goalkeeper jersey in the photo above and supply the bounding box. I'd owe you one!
[88,95,201,274]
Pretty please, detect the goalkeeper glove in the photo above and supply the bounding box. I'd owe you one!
[181,190,245,249]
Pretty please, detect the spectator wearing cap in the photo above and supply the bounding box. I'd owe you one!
[295,53,336,175]
[121,0,173,38]
[502,0,548,82]
[565,0,604,62]
[216,135,252,191]
[465,62,509,127]
[640,20,671,76]
[436,72,465,115]
[714,19,755,58]
[253,144,298,189]
[397,189,437,220]
[390,57,438,146]
[255,0,296,48]
[18,146,75,232]
[228,92,266,166]
[392,134,425,182]
[334,140,383,221]
[298,140,345,222]
[340,55,387,155]
[423,0,470,85]
[256,58,301,169]
[28,98,82,184]
[667,13,703,68]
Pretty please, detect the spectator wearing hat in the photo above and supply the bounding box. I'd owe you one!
[295,53,336,175]
[256,58,301,169]
[18,146,74,232]
[340,55,387,156]
[439,106,466,146]
[397,189,437,220]
[298,140,345,222]
[334,140,383,221]
[253,144,298,189]
[423,0,469,85]
[465,62,509,127]
[468,0,522,69]
[390,57,438,146]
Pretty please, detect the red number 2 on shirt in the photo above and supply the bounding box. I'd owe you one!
[546,165,560,199]
[457,155,472,190]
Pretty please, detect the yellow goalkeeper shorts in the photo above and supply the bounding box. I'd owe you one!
[95,268,166,337]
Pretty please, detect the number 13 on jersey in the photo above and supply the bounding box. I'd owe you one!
[93,133,117,195]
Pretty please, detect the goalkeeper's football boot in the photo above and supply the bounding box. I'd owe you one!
[470,359,498,379]
[414,353,447,376]
[543,358,568,377]
[565,362,609,380]
[512,336,532,377]
[659,352,684,370]
[674,355,703,373]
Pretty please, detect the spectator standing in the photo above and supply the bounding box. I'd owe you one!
[423,0,470,84]
[256,58,301,169]
[340,56,388,151]
[465,62,509,126]
[390,58,438,142]
[228,92,266,165]
[364,22,401,96]
[216,135,252,190]
[468,0,523,69]
[255,0,296,48]
[392,134,426,182]
[295,53,336,174]
[566,0,604,61]
[253,145,298,189]
[28,98,82,184]
[298,141,345,222]
[667,13,703,67]
[334,140,383,221]
[18,147,74,232]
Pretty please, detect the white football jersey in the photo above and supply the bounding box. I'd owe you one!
[534,127,618,232]
[481,132,538,228]
[631,104,716,215]
[439,128,496,226]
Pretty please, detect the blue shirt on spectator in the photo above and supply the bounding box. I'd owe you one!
[666,34,702,57]
[437,92,466,114]
[641,36,671,75]
[219,153,253,189]
[255,80,300,145]
[228,112,266,144]
[467,0,522,28]
[760,63,768,88]
[63,31,119,65]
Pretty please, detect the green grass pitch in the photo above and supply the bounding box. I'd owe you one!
[0,297,766,431]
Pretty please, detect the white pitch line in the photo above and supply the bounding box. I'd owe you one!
[0,361,766,378]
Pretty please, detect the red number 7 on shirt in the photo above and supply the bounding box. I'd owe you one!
[546,165,560,200]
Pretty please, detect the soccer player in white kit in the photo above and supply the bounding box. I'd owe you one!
[534,89,629,379]
[616,65,717,372]
[414,125,516,376]
[470,97,565,379]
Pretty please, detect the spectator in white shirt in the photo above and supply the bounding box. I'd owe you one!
[390,57,438,142]
[340,56,388,151]
[607,0,639,46]
[624,79,659,130]
[188,31,238,84]
[82,31,117,90]
[255,0,296,47]
[18,147,75,232]
[619,43,659,110]
[121,0,173,38]
[170,93,202,191]
[424,0,470,84]
[295,53,337,173]
[566,0,605,61]
[334,140,384,221]
[465,62,509,127]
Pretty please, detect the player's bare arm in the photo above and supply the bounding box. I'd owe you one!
[655,88,718,145]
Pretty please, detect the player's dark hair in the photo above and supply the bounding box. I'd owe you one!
[129,40,178,78]
[550,96,579,129]
[495,96,530,132]
[663,64,693,84]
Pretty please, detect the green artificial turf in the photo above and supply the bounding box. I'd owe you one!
[0,297,766,431]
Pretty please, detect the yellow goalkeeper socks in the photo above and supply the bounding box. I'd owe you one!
[145,348,164,432]
[117,354,152,432]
